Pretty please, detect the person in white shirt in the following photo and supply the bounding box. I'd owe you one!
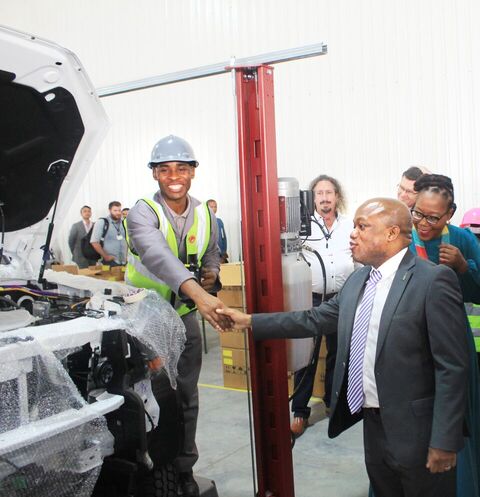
[291,175,355,437]
[68,205,95,268]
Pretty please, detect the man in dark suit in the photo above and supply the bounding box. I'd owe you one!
[218,198,468,497]
[68,205,96,268]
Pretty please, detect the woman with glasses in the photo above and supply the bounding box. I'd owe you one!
[410,173,480,497]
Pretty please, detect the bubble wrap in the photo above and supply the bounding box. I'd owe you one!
[117,290,187,389]
[0,338,113,497]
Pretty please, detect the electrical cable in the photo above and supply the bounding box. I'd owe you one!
[144,408,155,432]
[0,287,60,299]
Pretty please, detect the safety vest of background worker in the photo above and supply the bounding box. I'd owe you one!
[123,135,229,497]
[461,207,480,357]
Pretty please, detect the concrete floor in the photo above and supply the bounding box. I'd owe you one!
[194,323,370,497]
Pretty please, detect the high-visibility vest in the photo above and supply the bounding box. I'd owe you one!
[125,198,211,317]
[465,303,480,353]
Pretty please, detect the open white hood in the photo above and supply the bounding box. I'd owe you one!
[0,25,109,281]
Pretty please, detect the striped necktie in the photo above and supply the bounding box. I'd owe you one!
[347,268,382,414]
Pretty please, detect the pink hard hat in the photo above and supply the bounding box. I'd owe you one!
[460,208,480,228]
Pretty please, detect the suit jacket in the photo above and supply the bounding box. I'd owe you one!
[68,220,94,268]
[253,250,469,467]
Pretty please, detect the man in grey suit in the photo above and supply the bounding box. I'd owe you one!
[68,205,96,268]
[219,198,468,497]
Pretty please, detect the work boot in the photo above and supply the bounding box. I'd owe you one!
[290,417,308,438]
[179,471,200,497]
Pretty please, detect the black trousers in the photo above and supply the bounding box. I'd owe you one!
[175,312,202,473]
[292,292,337,417]
[363,409,456,497]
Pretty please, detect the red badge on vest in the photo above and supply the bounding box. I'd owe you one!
[188,235,196,244]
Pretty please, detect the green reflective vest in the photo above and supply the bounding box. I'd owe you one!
[125,198,211,317]
[465,303,480,353]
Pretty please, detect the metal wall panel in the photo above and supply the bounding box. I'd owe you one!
[2,0,479,262]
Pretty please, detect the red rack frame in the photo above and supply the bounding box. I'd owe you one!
[234,65,295,497]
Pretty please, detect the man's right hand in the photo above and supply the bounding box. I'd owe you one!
[180,279,232,332]
[216,307,252,330]
[195,293,233,332]
[103,254,115,262]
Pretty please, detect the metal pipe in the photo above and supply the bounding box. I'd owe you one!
[97,42,327,97]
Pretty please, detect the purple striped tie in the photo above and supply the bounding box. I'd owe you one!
[347,268,382,414]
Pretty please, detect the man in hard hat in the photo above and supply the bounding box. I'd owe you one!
[125,135,229,497]
[461,207,480,368]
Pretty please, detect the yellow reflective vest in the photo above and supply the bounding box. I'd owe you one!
[465,303,480,353]
[125,198,211,317]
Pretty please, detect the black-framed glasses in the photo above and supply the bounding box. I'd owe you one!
[410,209,450,226]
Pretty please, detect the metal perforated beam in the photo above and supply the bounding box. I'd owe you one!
[96,43,327,97]
[235,65,295,497]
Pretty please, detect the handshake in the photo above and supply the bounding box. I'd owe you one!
[179,269,252,332]
[196,293,252,332]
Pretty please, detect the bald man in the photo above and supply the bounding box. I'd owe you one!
[219,198,468,497]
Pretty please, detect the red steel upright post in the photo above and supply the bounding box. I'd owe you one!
[234,65,295,497]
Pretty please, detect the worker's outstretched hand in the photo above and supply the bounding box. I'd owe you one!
[216,307,252,330]
[180,278,233,331]
[196,293,233,332]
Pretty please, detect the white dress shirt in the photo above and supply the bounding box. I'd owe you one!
[302,212,355,295]
[83,220,92,233]
[361,247,408,408]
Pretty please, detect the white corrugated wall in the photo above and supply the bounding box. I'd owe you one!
[2,0,480,262]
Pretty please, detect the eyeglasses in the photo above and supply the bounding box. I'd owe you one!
[397,184,417,197]
[410,209,450,226]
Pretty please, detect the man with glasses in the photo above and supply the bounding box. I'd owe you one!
[396,166,429,209]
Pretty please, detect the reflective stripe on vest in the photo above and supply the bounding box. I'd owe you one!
[125,198,211,317]
[465,303,480,353]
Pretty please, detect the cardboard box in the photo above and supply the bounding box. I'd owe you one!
[222,347,250,390]
[218,262,245,309]
[223,371,249,390]
[217,288,243,308]
[312,357,326,398]
[288,351,326,399]
[88,265,126,281]
[51,264,79,275]
[219,330,248,349]
[222,348,248,371]
[219,262,244,287]
[319,339,327,359]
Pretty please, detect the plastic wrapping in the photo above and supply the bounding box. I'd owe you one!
[117,290,186,389]
[0,337,114,497]
[0,255,35,283]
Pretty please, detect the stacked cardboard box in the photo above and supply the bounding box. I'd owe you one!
[52,264,126,281]
[288,339,327,399]
[83,265,125,281]
[218,263,249,389]
[218,262,328,397]
[313,340,327,398]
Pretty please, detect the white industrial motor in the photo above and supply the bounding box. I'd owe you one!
[278,178,313,372]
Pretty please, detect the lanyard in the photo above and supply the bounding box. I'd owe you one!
[111,220,122,236]
[311,215,336,249]
[411,225,450,260]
